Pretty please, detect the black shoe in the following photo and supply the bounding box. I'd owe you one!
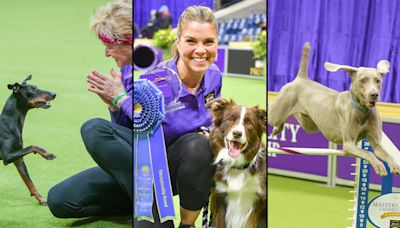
[178,224,195,228]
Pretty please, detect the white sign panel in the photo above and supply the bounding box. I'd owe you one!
[368,193,400,228]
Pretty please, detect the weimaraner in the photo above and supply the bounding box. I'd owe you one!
[268,42,400,176]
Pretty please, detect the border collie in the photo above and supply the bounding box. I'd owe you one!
[206,98,266,228]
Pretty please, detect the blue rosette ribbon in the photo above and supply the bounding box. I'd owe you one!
[133,79,175,223]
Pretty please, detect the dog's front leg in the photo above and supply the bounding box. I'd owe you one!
[367,135,400,175]
[343,141,387,176]
[3,145,55,165]
[210,191,227,228]
[214,204,227,228]
[14,158,47,205]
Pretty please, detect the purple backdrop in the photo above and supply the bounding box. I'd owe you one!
[268,0,400,103]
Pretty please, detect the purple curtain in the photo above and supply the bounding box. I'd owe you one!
[134,0,214,30]
[268,0,400,103]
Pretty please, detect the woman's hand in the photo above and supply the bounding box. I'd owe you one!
[197,127,210,139]
[87,68,125,107]
[198,131,210,139]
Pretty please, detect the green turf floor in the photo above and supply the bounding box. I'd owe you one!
[268,175,380,228]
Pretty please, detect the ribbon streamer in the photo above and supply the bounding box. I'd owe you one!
[134,79,175,223]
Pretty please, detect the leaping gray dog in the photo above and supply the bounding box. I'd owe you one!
[268,42,400,176]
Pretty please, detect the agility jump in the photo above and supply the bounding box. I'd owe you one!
[268,133,399,228]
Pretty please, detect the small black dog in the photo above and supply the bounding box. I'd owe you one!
[0,75,56,205]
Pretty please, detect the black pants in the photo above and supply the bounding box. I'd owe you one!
[47,118,133,218]
[134,133,214,227]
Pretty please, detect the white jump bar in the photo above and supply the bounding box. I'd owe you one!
[268,147,345,156]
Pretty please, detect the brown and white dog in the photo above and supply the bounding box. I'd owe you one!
[206,98,266,228]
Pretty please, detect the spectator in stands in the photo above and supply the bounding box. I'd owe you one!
[156,5,172,29]
[140,9,161,38]
[259,19,267,31]
[243,35,252,42]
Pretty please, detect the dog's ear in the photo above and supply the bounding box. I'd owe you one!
[206,97,232,110]
[324,62,358,77]
[377,60,390,76]
[7,83,21,93]
[22,75,32,85]
[254,106,267,136]
[206,98,234,127]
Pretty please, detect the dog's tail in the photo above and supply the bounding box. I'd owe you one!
[296,42,311,79]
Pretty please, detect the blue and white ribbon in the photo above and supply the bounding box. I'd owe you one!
[133,79,175,223]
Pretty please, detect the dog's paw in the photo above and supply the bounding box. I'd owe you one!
[389,163,400,175]
[44,153,56,160]
[372,160,388,176]
[39,199,47,206]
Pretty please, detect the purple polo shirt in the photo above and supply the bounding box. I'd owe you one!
[161,59,222,146]
[110,64,132,129]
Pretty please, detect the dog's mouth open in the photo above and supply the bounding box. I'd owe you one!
[31,94,56,109]
[226,139,247,158]
[368,100,376,108]
[36,100,52,109]
[360,94,377,108]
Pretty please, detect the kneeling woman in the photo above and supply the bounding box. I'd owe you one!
[47,0,133,219]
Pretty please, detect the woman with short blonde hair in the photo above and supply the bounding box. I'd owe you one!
[90,0,132,45]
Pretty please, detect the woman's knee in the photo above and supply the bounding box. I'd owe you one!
[178,134,214,182]
[81,118,108,140]
[172,134,215,210]
[181,133,213,164]
[182,133,212,159]
[80,118,111,153]
[47,185,72,218]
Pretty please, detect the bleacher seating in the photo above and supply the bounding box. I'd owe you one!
[217,12,266,45]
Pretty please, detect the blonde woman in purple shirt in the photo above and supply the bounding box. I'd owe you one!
[48,0,133,220]
[137,6,222,228]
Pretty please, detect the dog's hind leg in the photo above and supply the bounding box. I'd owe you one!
[293,113,319,133]
[268,86,297,136]
[14,158,47,205]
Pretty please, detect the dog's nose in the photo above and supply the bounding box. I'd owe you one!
[370,93,379,100]
[51,93,56,99]
[232,130,242,138]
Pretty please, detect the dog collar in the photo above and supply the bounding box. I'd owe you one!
[350,95,372,113]
[231,163,250,170]
[215,161,250,170]
[217,161,250,170]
